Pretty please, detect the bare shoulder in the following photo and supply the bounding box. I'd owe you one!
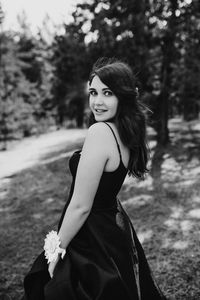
[87,122,112,143]
[88,122,111,135]
[80,122,113,160]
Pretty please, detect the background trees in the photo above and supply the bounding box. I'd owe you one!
[51,22,88,128]
[0,0,199,149]
[0,4,55,149]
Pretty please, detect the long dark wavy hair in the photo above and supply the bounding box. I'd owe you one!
[87,57,150,180]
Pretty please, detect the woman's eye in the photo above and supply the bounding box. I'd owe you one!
[89,90,97,96]
[104,90,113,96]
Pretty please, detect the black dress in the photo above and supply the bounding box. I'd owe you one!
[22,122,166,300]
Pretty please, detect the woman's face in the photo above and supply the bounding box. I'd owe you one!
[89,75,118,122]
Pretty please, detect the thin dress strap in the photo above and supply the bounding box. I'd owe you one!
[104,122,122,161]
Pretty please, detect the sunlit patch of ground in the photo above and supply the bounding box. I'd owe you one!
[122,194,153,208]
[0,118,200,299]
[123,175,154,192]
[137,229,153,244]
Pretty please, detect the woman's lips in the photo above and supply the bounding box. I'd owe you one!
[95,109,107,114]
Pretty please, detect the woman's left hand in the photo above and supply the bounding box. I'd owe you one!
[48,255,60,278]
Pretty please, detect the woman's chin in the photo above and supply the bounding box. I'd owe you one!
[94,114,116,122]
[94,114,105,120]
[95,116,108,122]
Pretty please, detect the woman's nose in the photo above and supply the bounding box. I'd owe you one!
[94,95,103,105]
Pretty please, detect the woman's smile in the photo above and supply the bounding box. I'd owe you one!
[94,108,108,114]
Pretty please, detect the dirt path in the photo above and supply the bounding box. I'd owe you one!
[0,128,87,180]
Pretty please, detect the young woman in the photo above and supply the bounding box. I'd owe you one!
[22,58,167,300]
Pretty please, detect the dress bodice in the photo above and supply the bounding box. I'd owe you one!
[69,147,127,211]
[70,122,128,210]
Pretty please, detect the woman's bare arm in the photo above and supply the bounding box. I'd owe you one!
[58,122,110,249]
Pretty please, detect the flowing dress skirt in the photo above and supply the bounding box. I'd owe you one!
[22,199,166,300]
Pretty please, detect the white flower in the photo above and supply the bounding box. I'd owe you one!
[44,230,65,263]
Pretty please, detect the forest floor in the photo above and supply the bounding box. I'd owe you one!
[0,118,200,300]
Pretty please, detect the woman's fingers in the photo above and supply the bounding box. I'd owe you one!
[48,264,54,278]
[48,256,60,278]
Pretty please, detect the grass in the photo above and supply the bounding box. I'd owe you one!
[0,119,200,300]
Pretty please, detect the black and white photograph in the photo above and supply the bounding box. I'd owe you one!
[0,0,200,299]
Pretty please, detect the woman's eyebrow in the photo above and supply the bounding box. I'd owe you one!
[88,87,110,91]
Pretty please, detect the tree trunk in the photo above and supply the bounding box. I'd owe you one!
[157,85,170,145]
[155,0,178,146]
